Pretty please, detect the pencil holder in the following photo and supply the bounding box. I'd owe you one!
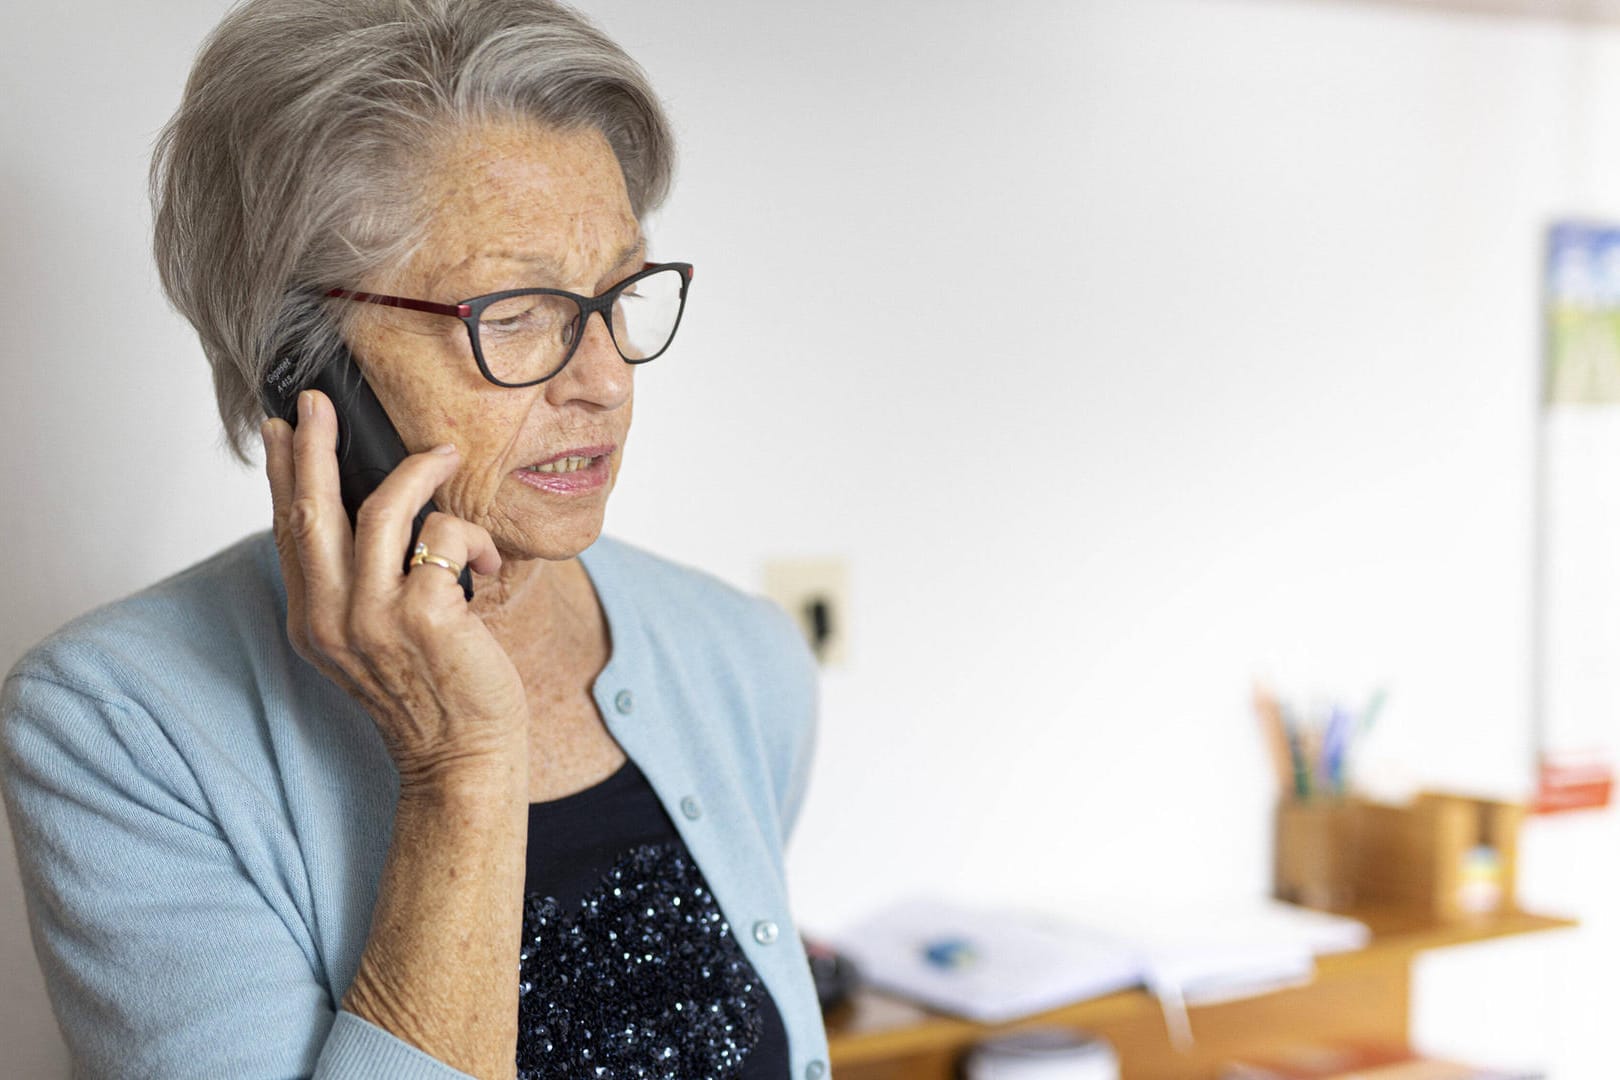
[1273,798,1357,912]
[1272,793,1523,920]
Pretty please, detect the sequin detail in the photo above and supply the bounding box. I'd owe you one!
[517,841,767,1079]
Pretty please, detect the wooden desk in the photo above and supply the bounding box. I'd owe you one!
[825,907,1577,1080]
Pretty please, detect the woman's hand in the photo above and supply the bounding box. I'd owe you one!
[262,389,530,794]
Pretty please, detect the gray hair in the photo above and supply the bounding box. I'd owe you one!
[151,0,675,462]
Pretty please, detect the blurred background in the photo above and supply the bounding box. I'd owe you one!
[3,0,1617,1075]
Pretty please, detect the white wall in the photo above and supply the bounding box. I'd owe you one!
[1,0,1613,1076]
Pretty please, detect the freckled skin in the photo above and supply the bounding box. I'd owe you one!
[342,121,643,784]
[347,120,641,600]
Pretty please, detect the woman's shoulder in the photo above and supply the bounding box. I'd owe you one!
[4,531,283,707]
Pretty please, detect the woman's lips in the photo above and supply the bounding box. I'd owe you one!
[511,448,613,494]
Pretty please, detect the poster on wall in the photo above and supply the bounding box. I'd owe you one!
[1535,221,1620,812]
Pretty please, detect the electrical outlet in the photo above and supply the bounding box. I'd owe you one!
[762,557,849,666]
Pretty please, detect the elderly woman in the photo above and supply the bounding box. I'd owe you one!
[0,2,825,1078]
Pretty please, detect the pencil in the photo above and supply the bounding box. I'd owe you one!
[1292,708,1318,801]
[1253,682,1297,797]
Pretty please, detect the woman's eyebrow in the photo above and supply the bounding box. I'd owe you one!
[436,234,647,291]
[608,234,648,272]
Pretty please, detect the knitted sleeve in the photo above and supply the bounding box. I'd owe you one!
[0,669,474,1080]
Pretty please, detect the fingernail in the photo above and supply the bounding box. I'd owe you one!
[432,443,457,455]
[299,391,313,420]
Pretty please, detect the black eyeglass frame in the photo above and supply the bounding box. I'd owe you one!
[325,260,694,388]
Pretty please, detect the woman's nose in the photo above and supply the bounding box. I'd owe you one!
[545,309,631,410]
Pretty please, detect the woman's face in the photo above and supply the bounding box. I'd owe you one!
[346,119,644,563]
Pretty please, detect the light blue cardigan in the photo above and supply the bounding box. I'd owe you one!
[0,531,829,1080]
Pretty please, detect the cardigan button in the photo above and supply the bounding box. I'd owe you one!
[752,920,779,945]
[613,689,634,715]
[680,795,702,820]
[804,1061,826,1080]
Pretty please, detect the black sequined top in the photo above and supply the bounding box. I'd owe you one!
[518,756,791,1079]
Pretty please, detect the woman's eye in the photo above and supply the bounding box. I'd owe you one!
[479,305,537,333]
[480,298,560,334]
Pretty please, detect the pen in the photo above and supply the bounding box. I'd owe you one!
[1253,683,1295,795]
[1298,710,1324,802]
[1281,704,1312,801]
[1320,704,1350,797]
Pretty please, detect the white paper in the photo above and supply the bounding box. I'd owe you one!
[831,896,1370,1024]
[831,896,1144,1024]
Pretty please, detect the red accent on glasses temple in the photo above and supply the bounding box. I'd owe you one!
[325,287,471,319]
[640,261,693,282]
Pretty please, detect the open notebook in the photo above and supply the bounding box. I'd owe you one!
[831,895,1370,1030]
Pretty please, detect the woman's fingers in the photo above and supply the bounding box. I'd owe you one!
[400,512,500,608]
[262,417,310,652]
[350,444,502,599]
[285,390,358,653]
[266,406,360,698]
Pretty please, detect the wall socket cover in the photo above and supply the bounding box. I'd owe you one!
[761,557,849,666]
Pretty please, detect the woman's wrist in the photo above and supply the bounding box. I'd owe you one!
[394,736,529,806]
[348,737,530,1078]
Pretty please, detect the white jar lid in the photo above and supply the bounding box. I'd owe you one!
[962,1027,1119,1080]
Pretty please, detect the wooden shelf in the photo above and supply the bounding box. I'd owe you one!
[825,906,1577,1080]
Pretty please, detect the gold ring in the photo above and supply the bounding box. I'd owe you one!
[409,542,463,579]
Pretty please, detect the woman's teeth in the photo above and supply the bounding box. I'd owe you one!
[525,456,595,474]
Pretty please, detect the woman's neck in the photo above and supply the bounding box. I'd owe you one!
[468,552,550,618]
[471,553,599,658]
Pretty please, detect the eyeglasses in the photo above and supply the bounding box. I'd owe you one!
[325,261,693,388]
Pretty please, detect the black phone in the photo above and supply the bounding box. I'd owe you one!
[261,345,475,601]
